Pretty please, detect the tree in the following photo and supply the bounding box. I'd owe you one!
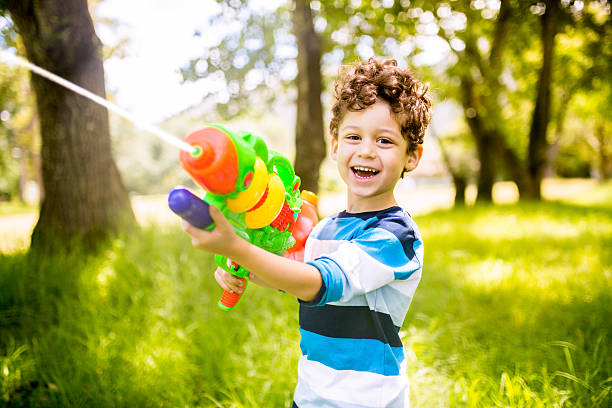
[319,0,610,201]
[0,13,41,204]
[182,0,326,193]
[293,0,326,194]
[564,2,612,181]
[3,0,135,250]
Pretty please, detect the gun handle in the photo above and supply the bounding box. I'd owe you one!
[218,277,247,311]
[168,187,214,229]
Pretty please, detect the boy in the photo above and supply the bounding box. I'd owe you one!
[182,57,432,407]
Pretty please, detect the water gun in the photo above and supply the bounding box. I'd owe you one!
[167,124,318,310]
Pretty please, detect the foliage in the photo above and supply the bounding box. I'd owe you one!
[180,0,297,119]
[179,0,611,197]
[0,14,39,201]
[1,195,610,406]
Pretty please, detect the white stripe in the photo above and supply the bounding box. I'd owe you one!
[307,237,422,325]
[307,238,396,299]
[331,241,396,301]
[307,238,420,299]
[295,356,410,408]
[379,283,417,327]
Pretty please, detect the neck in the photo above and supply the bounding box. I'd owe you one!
[346,192,398,213]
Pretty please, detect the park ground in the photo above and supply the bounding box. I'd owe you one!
[0,178,606,253]
[0,178,610,407]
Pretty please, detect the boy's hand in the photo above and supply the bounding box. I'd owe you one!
[214,267,245,293]
[181,205,240,257]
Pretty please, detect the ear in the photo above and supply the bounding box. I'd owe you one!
[404,145,423,173]
[330,137,338,160]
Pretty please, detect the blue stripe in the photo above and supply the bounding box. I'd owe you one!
[307,258,344,305]
[311,217,367,241]
[364,211,420,260]
[393,267,420,281]
[353,228,411,268]
[393,239,423,280]
[299,329,405,376]
[311,209,422,272]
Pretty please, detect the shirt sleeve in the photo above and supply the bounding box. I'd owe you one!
[304,223,423,306]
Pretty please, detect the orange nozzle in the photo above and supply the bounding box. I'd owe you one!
[180,127,238,195]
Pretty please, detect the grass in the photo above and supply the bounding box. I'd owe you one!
[407,201,611,407]
[1,186,611,406]
[0,201,36,216]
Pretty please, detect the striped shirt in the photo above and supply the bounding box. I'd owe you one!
[293,206,423,408]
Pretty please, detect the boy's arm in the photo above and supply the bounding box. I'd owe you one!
[182,206,322,302]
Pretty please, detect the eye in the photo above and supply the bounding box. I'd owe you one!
[377,137,393,145]
[345,134,361,141]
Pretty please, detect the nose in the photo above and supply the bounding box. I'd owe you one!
[357,139,375,158]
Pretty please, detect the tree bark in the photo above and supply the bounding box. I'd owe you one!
[460,75,495,202]
[452,175,467,207]
[595,122,611,182]
[525,0,560,199]
[429,125,467,207]
[5,0,135,250]
[293,0,326,194]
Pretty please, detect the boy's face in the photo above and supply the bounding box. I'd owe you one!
[331,100,423,213]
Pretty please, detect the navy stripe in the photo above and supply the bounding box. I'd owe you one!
[292,402,298,408]
[364,213,419,261]
[336,206,403,220]
[299,304,402,347]
[353,228,412,268]
[332,207,420,262]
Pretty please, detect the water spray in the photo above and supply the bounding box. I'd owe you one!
[0,49,196,154]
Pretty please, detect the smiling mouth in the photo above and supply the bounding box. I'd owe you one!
[351,166,380,179]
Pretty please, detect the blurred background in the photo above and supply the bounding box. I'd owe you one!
[0,0,611,247]
[0,1,610,407]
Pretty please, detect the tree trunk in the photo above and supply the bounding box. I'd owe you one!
[473,132,495,202]
[452,175,467,207]
[497,137,535,195]
[293,0,326,194]
[5,0,135,250]
[595,122,610,182]
[545,89,572,178]
[525,0,560,199]
[429,125,468,207]
[460,75,495,202]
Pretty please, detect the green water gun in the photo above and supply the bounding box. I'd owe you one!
[168,124,317,310]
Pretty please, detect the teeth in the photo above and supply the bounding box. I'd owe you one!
[352,166,378,173]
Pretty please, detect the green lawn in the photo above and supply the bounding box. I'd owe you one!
[1,196,610,406]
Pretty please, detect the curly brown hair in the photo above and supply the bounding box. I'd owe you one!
[329,58,432,153]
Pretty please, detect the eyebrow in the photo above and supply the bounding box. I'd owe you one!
[339,125,401,138]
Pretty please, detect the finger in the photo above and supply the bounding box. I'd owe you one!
[181,219,193,232]
[182,219,210,247]
[182,219,204,238]
[224,273,245,293]
[214,268,232,292]
[209,206,233,233]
